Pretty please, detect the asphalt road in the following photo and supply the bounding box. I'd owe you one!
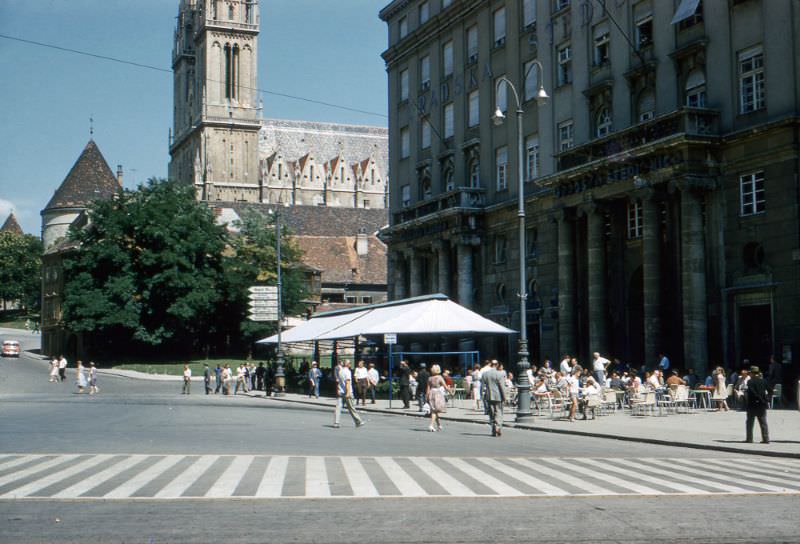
[1,331,799,544]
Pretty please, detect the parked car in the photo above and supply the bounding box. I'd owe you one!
[2,340,20,357]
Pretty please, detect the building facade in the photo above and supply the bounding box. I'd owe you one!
[170,0,389,209]
[379,0,800,378]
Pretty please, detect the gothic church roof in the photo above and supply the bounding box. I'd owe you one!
[44,140,120,212]
[0,212,23,235]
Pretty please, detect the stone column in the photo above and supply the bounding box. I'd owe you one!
[393,253,407,300]
[585,204,608,353]
[641,191,661,362]
[680,187,709,372]
[407,249,423,298]
[433,240,450,296]
[557,210,576,356]
[456,241,474,309]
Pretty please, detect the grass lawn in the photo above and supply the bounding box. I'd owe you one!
[111,359,252,376]
[0,313,38,330]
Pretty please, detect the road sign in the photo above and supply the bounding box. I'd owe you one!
[249,286,278,295]
[248,310,278,322]
[248,300,278,309]
[384,333,397,345]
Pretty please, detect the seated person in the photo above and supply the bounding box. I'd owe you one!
[608,372,623,390]
[666,370,686,387]
[579,378,601,419]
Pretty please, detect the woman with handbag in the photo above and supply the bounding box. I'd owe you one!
[426,364,447,432]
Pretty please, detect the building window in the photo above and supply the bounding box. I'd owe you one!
[493,7,506,47]
[399,16,408,39]
[685,69,706,107]
[594,27,610,66]
[524,60,539,101]
[739,46,765,114]
[399,69,409,101]
[363,199,370,209]
[466,25,478,63]
[401,184,411,207]
[400,127,410,158]
[627,200,643,239]
[495,76,508,113]
[421,118,431,149]
[496,147,508,191]
[468,89,480,127]
[638,89,655,121]
[469,157,481,187]
[558,120,574,151]
[525,134,539,181]
[443,40,454,77]
[444,103,454,139]
[421,176,433,199]
[740,171,765,216]
[494,236,507,264]
[635,16,653,49]
[557,44,572,86]
[223,43,240,100]
[596,107,613,138]
[420,55,430,90]
[554,0,570,11]
[444,165,455,191]
[526,227,538,257]
[677,0,703,30]
[419,1,430,24]
[523,0,536,28]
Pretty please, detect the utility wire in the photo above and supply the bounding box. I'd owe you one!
[0,32,388,119]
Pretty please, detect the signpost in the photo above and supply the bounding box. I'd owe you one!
[385,333,397,408]
[248,286,278,322]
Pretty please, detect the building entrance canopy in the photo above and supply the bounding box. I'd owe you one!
[257,294,515,344]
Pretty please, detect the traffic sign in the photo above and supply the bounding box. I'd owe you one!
[384,333,397,345]
[249,300,278,309]
[248,310,278,322]
[249,286,278,295]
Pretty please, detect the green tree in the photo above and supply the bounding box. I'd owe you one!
[0,231,43,310]
[62,178,227,356]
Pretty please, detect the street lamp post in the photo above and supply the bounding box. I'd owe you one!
[274,206,286,395]
[492,61,548,423]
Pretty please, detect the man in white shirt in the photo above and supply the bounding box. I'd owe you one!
[367,363,380,404]
[559,354,572,376]
[592,352,610,385]
[566,370,580,422]
[182,364,192,395]
[580,378,601,420]
[333,360,364,428]
[58,355,68,382]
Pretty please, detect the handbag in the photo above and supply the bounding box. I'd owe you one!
[422,402,431,415]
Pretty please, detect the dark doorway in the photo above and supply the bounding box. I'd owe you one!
[627,267,644,366]
[738,304,773,364]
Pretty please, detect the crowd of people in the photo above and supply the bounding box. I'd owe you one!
[48,355,98,395]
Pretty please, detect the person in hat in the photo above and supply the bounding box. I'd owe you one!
[745,366,770,444]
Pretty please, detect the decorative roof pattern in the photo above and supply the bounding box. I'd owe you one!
[293,235,387,286]
[0,212,23,235]
[44,140,120,211]
[219,203,388,237]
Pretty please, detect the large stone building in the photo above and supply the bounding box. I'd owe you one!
[169,0,388,209]
[379,0,800,379]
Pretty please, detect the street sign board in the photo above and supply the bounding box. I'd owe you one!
[384,333,397,345]
[249,300,278,308]
[248,310,278,321]
[249,286,278,295]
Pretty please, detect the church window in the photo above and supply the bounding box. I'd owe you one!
[224,44,240,100]
[228,2,234,20]
[310,165,314,182]
[371,168,375,184]
[341,166,345,183]
[230,143,235,178]
[278,163,282,179]
[245,1,253,23]
[212,0,218,19]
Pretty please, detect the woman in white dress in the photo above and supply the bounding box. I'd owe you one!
[712,366,729,411]
[471,364,482,411]
[49,358,59,383]
[75,360,88,393]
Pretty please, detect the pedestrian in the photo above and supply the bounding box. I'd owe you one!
[333,360,364,428]
[658,352,670,373]
[745,366,770,444]
[416,363,430,412]
[397,360,411,409]
[566,369,580,422]
[75,360,87,393]
[49,358,59,383]
[32,320,40,334]
[354,360,369,406]
[256,362,266,392]
[482,360,506,436]
[182,363,192,394]
[471,364,482,411]
[426,364,447,432]
[222,364,232,395]
[203,363,212,394]
[88,362,98,395]
[214,363,222,394]
[712,366,729,411]
[592,352,610,385]
[367,362,380,404]
[308,361,322,398]
[58,354,68,382]
[235,364,247,394]
[249,363,257,391]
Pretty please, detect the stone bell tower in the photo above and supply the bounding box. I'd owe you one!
[169,0,261,203]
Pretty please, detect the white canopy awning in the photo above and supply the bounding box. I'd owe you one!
[257,294,515,344]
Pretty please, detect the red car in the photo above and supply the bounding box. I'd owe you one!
[2,340,20,357]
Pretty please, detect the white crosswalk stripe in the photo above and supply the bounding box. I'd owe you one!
[0,454,796,500]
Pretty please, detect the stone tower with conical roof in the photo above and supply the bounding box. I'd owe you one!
[1,212,23,235]
[40,140,120,250]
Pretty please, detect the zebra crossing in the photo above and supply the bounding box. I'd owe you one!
[0,453,797,500]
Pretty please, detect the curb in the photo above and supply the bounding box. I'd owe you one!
[262,394,800,460]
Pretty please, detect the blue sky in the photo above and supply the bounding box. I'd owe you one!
[0,0,389,235]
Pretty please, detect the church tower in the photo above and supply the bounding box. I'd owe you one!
[169,0,261,202]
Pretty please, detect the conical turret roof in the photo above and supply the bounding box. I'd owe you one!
[0,212,23,235]
[44,140,120,212]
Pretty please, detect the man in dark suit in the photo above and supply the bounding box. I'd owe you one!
[397,360,411,409]
[416,363,430,412]
[745,365,770,444]
[482,360,506,437]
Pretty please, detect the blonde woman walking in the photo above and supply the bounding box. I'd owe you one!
[426,364,447,432]
[75,361,87,393]
[49,358,59,383]
[712,366,729,411]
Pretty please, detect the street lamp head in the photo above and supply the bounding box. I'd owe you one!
[536,86,549,106]
[492,106,506,126]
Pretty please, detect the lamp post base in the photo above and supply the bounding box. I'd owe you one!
[515,339,533,423]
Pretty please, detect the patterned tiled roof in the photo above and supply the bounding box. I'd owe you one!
[259,119,388,180]
[220,203,388,237]
[293,235,387,286]
[44,140,120,211]
[0,212,23,235]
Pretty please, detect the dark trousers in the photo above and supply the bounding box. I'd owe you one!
[746,407,769,442]
[399,385,410,408]
[59,368,66,382]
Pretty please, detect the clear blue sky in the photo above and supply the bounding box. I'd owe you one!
[0,0,389,235]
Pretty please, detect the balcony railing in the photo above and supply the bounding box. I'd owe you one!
[393,186,485,225]
[557,107,720,171]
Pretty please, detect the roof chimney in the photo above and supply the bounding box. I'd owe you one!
[116,165,123,186]
[356,233,369,256]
